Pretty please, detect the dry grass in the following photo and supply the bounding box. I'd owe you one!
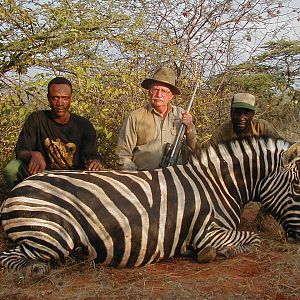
[1,240,298,300]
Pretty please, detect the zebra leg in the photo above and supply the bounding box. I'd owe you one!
[0,244,51,278]
[197,246,217,263]
[216,235,261,259]
[196,227,261,263]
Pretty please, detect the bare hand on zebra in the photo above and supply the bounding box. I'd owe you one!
[28,151,47,175]
[181,112,193,134]
[86,159,104,171]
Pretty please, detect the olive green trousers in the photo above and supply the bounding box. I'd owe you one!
[3,159,29,190]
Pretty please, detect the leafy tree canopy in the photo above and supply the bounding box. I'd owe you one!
[0,0,300,167]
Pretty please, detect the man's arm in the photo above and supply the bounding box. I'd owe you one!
[181,112,197,151]
[17,150,46,175]
[15,112,47,175]
[206,120,234,149]
[81,119,104,170]
[115,114,138,171]
[258,119,282,139]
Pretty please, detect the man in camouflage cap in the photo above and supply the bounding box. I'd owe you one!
[199,92,282,227]
[207,92,281,147]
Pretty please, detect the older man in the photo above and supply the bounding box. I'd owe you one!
[115,67,197,170]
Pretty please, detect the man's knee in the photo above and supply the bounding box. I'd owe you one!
[3,159,27,189]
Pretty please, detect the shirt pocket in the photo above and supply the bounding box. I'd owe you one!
[137,124,159,146]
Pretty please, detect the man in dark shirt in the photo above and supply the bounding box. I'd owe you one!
[4,76,103,189]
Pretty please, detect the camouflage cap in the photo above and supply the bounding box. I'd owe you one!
[231,93,255,111]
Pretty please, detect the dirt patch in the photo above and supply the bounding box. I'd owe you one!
[0,203,299,300]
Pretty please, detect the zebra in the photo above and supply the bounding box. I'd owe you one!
[0,137,300,278]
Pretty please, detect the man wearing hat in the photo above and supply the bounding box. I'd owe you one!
[207,92,281,147]
[203,92,282,229]
[115,67,197,170]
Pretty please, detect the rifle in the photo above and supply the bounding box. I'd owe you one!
[160,81,200,167]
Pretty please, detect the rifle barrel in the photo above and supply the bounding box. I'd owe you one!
[185,80,200,113]
[165,81,200,165]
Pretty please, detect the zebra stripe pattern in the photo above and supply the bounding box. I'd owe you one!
[1,137,300,275]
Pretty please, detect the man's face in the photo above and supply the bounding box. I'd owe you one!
[48,83,72,121]
[148,82,174,112]
[231,108,255,134]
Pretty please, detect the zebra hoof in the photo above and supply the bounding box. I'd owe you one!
[197,246,217,263]
[21,262,50,279]
[217,246,235,258]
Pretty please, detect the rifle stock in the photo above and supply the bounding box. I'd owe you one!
[160,81,200,167]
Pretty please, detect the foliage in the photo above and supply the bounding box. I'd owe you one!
[254,40,300,104]
[0,0,300,169]
[195,40,300,142]
[0,100,32,169]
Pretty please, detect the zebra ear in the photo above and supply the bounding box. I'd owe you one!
[282,142,300,167]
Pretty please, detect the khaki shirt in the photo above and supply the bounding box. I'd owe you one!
[115,104,197,170]
[205,118,281,148]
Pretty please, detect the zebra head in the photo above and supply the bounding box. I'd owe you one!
[256,140,300,244]
[280,142,300,243]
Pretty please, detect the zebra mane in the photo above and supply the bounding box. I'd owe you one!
[193,137,292,166]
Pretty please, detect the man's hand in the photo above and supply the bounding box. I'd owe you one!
[181,112,194,134]
[28,151,47,175]
[86,159,104,171]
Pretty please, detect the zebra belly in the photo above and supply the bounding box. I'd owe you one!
[0,169,199,267]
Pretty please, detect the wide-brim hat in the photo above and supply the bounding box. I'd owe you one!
[231,93,255,111]
[141,67,181,95]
